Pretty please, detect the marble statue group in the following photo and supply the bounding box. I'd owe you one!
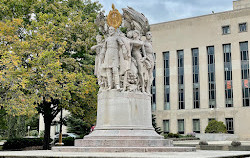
[92,5,155,94]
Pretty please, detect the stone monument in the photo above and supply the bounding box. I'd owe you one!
[53,4,195,152]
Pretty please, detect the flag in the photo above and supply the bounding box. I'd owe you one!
[227,81,231,89]
[244,79,248,88]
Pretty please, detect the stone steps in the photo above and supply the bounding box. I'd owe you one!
[75,139,173,147]
[52,146,196,152]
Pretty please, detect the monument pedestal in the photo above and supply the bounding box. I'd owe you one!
[52,91,195,152]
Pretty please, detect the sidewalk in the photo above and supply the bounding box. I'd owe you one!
[0,150,250,158]
[173,140,250,145]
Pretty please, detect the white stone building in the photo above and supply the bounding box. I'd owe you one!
[151,0,250,140]
[39,110,70,139]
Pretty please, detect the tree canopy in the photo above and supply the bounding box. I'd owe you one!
[0,0,102,149]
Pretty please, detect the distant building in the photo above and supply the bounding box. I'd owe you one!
[39,110,69,139]
[151,0,250,140]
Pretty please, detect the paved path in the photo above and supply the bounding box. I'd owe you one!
[0,150,250,158]
[174,140,250,145]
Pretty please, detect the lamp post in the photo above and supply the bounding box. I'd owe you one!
[56,108,64,146]
[28,126,30,137]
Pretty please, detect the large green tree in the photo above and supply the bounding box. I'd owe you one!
[0,0,101,149]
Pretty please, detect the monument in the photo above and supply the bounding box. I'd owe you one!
[53,5,195,152]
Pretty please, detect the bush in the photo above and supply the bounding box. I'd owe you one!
[231,141,241,147]
[29,130,39,137]
[3,138,43,150]
[167,133,174,138]
[199,141,208,145]
[164,133,180,138]
[54,137,75,146]
[205,120,227,133]
[186,133,195,137]
[39,130,44,138]
[63,137,75,146]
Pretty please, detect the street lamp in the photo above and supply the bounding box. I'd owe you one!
[56,108,64,146]
[28,126,30,136]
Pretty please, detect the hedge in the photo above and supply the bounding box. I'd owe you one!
[54,137,75,146]
[3,138,44,150]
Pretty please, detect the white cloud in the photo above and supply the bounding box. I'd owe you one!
[97,0,233,24]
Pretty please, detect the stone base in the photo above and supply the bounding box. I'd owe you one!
[52,130,196,152]
[52,91,196,152]
[52,146,196,152]
[84,129,163,139]
[75,139,173,147]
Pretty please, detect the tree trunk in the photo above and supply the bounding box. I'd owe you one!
[43,116,52,150]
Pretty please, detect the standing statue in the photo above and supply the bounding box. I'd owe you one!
[91,4,154,94]
[100,26,127,90]
[144,31,155,94]
[91,35,107,91]
[91,35,103,78]
[130,30,146,93]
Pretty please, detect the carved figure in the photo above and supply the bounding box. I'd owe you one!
[94,6,154,94]
[144,31,155,94]
[130,30,146,93]
[91,35,103,77]
[122,7,150,35]
[100,26,127,90]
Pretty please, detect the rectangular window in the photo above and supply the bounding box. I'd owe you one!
[177,50,185,109]
[222,25,230,34]
[193,119,200,133]
[192,48,200,109]
[208,118,216,122]
[178,119,184,134]
[240,42,250,107]
[223,44,233,107]
[207,46,216,108]
[151,53,156,111]
[163,120,170,134]
[226,118,234,134]
[163,52,170,110]
[239,23,247,32]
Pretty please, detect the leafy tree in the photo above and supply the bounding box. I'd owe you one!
[0,0,101,149]
[205,120,227,133]
[152,114,162,134]
[0,108,7,137]
[66,114,91,138]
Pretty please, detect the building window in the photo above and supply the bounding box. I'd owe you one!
[55,124,60,134]
[178,119,184,134]
[163,52,170,110]
[223,44,233,107]
[163,120,170,134]
[151,53,156,111]
[192,48,200,109]
[239,23,247,32]
[240,42,250,107]
[225,118,234,134]
[177,50,185,109]
[208,118,216,122]
[222,25,230,35]
[193,119,200,133]
[207,46,216,108]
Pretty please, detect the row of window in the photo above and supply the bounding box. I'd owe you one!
[162,41,250,110]
[163,118,234,134]
[222,22,247,34]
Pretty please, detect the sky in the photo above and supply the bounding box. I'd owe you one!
[97,0,233,24]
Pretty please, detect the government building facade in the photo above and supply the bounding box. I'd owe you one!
[151,0,250,140]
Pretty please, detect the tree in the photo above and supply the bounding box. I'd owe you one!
[205,120,227,133]
[66,114,91,138]
[0,0,101,149]
[152,114,162,134]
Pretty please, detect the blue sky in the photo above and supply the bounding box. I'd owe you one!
[97,0,233,24]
